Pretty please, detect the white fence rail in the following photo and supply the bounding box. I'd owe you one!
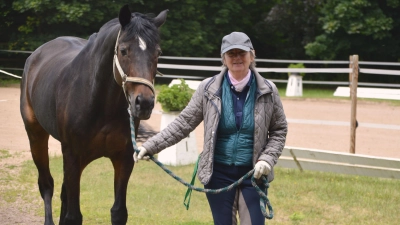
[334,86,400,100]
[277,147,400,179]
[2,51,400,88]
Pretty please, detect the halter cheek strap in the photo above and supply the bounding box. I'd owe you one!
[112,30,156,101]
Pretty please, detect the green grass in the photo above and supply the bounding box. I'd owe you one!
[277,85,400,106]
[279,87,338,99]
[0,78,20,87]
[0,149,12,159]
[5,156,400,224]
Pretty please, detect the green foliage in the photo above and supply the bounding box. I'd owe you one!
[0,78,20,87]
[305,0,400,60]
[157,79,194,112]
[151,0,273,56]
[288,63,306,77]
[2,0,144,50]
[289,212,305,222]
[318,0,394,38]
[256,0,322,60]
[0,0,274,57]
[2,0,400,70]
[0,149,11,159]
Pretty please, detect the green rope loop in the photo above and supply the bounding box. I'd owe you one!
[129,113,273,219]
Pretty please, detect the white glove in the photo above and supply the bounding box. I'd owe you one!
[133,146,150,163]
[253,161,271,179]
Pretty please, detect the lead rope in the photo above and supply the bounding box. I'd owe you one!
[128,109,273,219]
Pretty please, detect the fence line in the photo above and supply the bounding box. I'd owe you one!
[278,147,400,179]
[157,64,400,76]
[3,49,400,66]
[360,68,400,76]
[2,52,400,88]
[158,76,400,88]
[157,64,354,73]
[0,70,22,79]
[159,56,400,66]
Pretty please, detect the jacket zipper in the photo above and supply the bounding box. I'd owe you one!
[231,95,247,165]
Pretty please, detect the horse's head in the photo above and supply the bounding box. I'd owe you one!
[114,5,168,119]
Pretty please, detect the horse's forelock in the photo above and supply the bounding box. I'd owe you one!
[121,13,160,48]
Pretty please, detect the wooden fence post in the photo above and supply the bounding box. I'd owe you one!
[349,55,352,89]
[350,55,359,154]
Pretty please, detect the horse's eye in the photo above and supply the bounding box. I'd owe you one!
[120,48,127,56]
[158,50,162,57]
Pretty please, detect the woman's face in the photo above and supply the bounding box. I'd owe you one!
[223,49,254,75]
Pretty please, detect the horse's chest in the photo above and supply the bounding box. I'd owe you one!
[65,122,131,157]
[92,128,131,154]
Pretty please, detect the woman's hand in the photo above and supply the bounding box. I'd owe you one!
[133,146,150,163]
[254,161,271,179]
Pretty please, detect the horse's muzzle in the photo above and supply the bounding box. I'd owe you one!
[131,94,154,119]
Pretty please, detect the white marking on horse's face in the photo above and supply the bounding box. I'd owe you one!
[138,37,147,51]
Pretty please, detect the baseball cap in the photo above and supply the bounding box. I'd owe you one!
[221,32,253,54]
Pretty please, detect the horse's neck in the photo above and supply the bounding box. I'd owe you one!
[87,25,127,112]
[91,26,118,80]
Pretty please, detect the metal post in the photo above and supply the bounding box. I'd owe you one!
[349,55,359,154]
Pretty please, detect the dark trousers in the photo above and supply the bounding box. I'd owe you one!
[204,163,266,225]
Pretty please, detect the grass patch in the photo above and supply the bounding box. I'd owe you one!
[276,85,400,106]
[4,156,399,224]
[0,78,20,87]
[0,149,12,159]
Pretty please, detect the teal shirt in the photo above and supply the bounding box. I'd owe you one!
[214,74,257,166]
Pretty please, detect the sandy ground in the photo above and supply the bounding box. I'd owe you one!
[1,85,399,224]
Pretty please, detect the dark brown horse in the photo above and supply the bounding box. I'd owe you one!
[20,5,168,225]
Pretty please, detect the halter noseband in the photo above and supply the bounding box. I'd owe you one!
[113,30,157,103]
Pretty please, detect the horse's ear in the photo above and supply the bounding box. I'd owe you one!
[119,4,132,28]
[154,9,169,28]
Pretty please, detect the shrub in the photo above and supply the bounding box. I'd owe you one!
[157,79,194,112]
[288,63,306,77]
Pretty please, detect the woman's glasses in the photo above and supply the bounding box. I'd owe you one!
[226,50,248,58]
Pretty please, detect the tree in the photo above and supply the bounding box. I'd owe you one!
[305,0,400,61]
[253,0,322,60]
[143,0,274,57]
[1,0,275,57]
[4,0,144,50]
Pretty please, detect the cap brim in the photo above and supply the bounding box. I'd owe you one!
[221,45,251,54]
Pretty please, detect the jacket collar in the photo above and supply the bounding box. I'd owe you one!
[253,68,273,95]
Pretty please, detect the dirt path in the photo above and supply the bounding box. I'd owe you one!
[1,86,400,224]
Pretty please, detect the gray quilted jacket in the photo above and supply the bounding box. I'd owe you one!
[142,67,288,185]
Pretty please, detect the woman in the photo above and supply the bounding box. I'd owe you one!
[134,31,287,225]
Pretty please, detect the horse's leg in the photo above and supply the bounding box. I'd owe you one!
[110,149,134,225]
[59,181,67,223]
[22,116,55,225]
[59,150,84,225]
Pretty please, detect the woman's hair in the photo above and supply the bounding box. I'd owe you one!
[221,50,256,69]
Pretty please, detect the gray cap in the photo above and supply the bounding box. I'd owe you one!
[221,32,253,54]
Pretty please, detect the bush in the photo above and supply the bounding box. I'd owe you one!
[288,63,306,77]
[157,79,194,112]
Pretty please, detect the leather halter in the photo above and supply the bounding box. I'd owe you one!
[113,30,156,103]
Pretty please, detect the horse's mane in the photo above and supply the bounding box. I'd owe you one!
[93,13,160,50]
[122,13,160,48]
